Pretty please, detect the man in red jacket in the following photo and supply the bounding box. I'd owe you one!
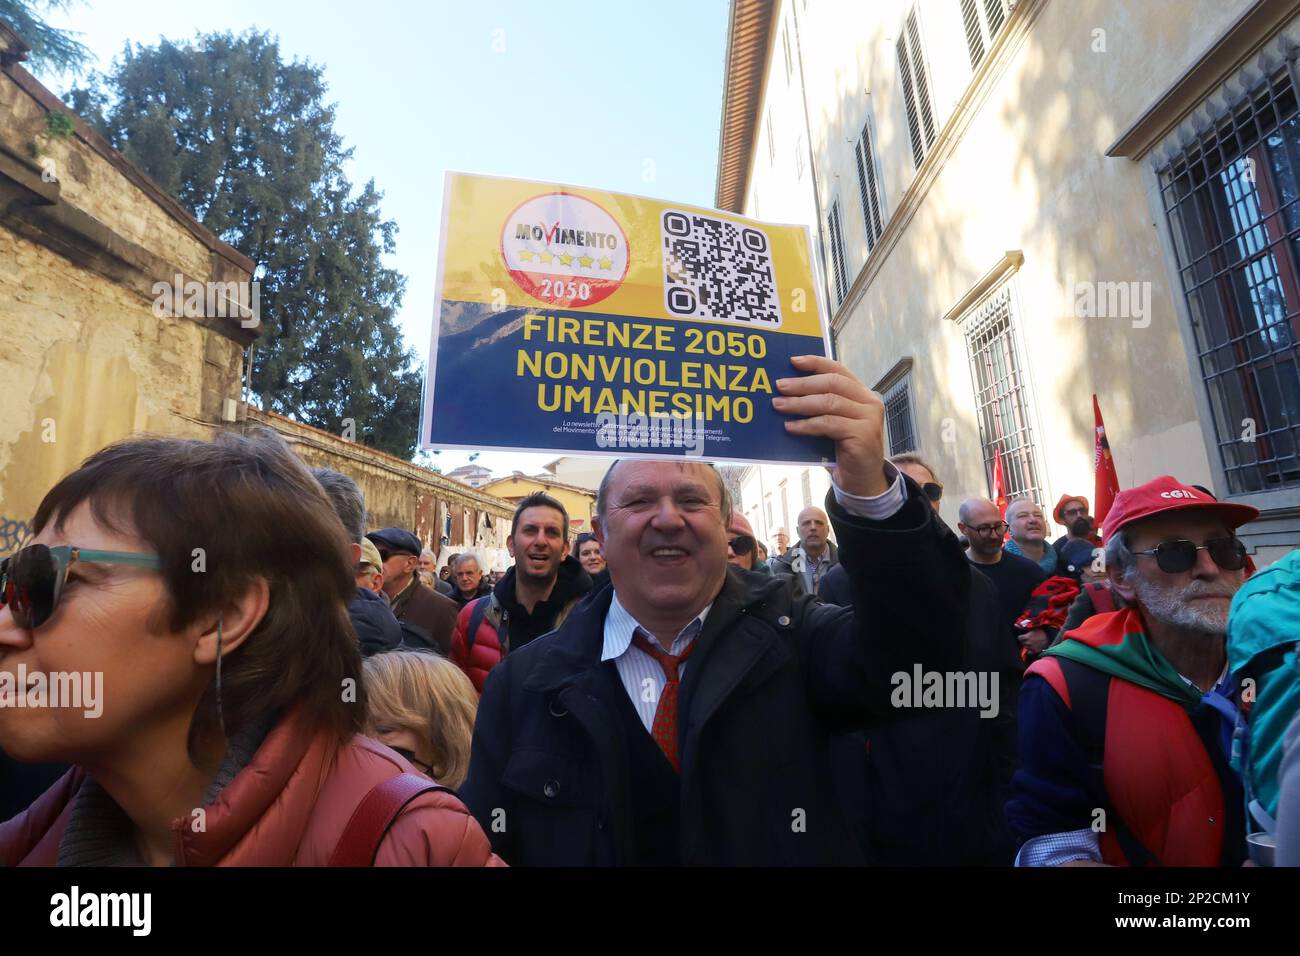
[1009,476,1258,866]
[450,493,592,692]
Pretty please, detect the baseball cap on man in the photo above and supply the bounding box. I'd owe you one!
[359,537,385,571]
[1101,476,1259,544]
[365,527,422,557]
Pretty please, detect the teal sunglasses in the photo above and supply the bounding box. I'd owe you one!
[1,544,161,630]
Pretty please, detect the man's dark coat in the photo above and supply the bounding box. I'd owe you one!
[461,484,968,865]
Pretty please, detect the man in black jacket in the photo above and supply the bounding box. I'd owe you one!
[313,467,402,657]
[820,454,1017,864]
[449,553,494,608]
[461,355,968,865]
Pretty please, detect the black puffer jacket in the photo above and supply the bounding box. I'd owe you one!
[347,586,403,657]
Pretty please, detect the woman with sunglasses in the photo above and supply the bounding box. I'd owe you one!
[0,430,502,867]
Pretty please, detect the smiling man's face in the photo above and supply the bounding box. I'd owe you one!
[507,506,567,586]
[594,460,729,627]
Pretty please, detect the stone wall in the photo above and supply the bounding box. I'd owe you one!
[0,29,255,538]
[245,409,513,560]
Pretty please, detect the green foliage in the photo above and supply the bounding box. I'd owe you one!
[69,31,424,458]
[0,0,91,75]
[44,110,74,138]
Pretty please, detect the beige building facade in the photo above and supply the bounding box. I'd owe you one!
[717,0,1300,563]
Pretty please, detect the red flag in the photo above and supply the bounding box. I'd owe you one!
[1093,394,1121,529]
[992,447,1008,518]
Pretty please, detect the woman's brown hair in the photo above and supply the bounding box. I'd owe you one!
[32,427,365,750]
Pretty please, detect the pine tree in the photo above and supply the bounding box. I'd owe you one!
[69,31,424,457]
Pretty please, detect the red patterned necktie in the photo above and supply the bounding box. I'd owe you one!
[631,631,697,772]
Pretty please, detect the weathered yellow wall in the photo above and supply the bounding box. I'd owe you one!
[480,475,598,534]
[246,409,513,556]
[0,62,247,548]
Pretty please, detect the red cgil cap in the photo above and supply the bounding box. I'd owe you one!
[1101,475,1259,544]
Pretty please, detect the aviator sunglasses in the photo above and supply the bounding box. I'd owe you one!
[0,544,161,630]
[1131,536,1247,575]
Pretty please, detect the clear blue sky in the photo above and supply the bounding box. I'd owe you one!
[36,0,730,474]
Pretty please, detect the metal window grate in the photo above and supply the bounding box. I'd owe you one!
[855,118,885,250]
[884,378,917,455]
[1158,66,1300,494]
[828,199,849,303]
[964,287,1042,502]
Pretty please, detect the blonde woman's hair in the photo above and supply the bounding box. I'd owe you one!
[362,650,478,789]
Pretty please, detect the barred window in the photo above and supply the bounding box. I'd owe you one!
[963,287,1042,502]
[1159,67,1300,494]
[855,116,886,250]
[897,7,936,168]
[884,378,916,455]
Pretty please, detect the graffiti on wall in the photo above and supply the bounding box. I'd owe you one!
[0,516,33,553]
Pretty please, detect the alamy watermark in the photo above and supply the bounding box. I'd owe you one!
[0,665,103,718]
[595,409,706,456]
[152,273,260,328]
[890,665,999,718]
[50,886,150,936]
[1065,275,1152,329]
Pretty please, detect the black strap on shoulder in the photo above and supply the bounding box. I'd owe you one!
[465,594,510,657]
[465,596,490,656]
[1056,657,1160,867]
[497,608,511,656]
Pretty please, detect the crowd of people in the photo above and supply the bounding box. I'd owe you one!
[0,353,1297,867]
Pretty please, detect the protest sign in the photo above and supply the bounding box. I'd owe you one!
[422,171,834,464]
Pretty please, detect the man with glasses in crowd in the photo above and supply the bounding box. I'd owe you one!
[366,527,459,655]
[1008,476,1257,866]
[959,497,1050,658]
[725,512,767,574]
[1051,494,1101,550]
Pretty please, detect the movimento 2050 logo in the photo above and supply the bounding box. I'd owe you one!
[501,191,629,308]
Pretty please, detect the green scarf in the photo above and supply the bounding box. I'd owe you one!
[1045,607,1205,708]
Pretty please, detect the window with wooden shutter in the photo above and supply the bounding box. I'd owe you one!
[897,6,936,168]
[855,116,885,250]
[962,0,1013,70]
[827,199,849,304]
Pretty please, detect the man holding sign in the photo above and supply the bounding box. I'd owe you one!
[461,354,970,866]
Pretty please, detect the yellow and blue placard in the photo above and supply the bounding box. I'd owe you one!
[422,171,833,464]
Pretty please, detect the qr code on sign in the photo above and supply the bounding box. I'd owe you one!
[661,210,782,327]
